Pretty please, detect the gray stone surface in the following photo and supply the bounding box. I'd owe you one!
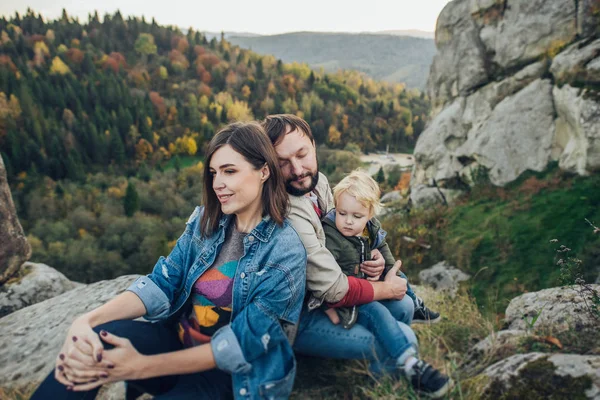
[462,330,531,377]
[482,353,600,399]
[380,190,402,204]
[504,285,600,332]
[0,262,81,318]
[455,79,556,186]
[553,84,600,174]
[409,184,464,208]
[418,261,471,296]
[551,38,600,85]
[0,275,139,396]
[0,155,31,284]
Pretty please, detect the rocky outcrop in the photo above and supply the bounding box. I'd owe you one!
[504,285,600,332]
[0,275,139,397]
[0,155,31,284]
[481,353,600,399]
[418,261,471,296]
[412,0,600,205]
[0,262,82,318]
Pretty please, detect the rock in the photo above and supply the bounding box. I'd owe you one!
[429,0,489,113]
[489,0,577,70]
[577,0,600,37]
[462,330,531,377]
[456,79,556,186]
[0,275,140,397]
[504,285,600,332]
[0,156,31,284]
[550,38,600,85]
[0,262,82,318]
[409,184,464,208]
[553,84,600,174]
[380,191,402,204]
[481,353,600,399]
[418,261,471,296]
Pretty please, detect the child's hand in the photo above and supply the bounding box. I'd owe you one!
[361,249,385,278]
[324,308,341,325]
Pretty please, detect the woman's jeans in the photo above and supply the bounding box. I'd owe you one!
[31,320,233,400]
[294,295,417,376]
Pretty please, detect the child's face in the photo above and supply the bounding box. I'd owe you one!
[335,192,371,237]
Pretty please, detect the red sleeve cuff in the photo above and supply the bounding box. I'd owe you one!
[328,276,375,308]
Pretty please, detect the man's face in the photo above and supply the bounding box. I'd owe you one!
[274,128,319,196]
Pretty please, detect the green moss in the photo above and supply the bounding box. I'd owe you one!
[484,358,593,400]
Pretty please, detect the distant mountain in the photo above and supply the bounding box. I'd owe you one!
[375,29,435,39]
[201,31,262,40]
[228,32,436,89]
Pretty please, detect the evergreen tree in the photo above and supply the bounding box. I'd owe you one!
[375,166,385,184]
[124,180,140,217]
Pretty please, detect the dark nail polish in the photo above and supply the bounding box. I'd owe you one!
[108,364,115,369]
[72,336,78,342]
[97,353,102,362]
[58,365,64,371]
[100,373,108,378]
[100,330,108,337]
[67,386,73,391]
[59,354,65,360]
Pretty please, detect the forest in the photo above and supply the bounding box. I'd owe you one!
[0,9,429,282]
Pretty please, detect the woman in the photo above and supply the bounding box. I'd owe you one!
[31,122,307,399]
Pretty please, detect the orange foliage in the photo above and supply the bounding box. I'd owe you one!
[197,53,220,70]
[198,83,212,97]
[135,138,154,161]
[149,91,166,118]
[66,48,84,64]
[29,34,46,43]
[169,49,189,71]
[394,172,412,193]
[103,52,127,73]
[195,64,212,83]
[171,36,189,53]
[0,55,18,72]
[193,45,206,56]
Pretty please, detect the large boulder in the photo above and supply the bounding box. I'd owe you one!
[462,330,531,377]
[481,353,600,399]
[0,275,139,397]
[504,285,600,332]
[0,262,81,318]
[0,156,31,284]
[418,261,471,296]
[553,84,600,174]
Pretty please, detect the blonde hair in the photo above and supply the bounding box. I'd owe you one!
[333,170,383,216]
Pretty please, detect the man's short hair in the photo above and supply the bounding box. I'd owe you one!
[333,170,383,217]
[261,114,314,146]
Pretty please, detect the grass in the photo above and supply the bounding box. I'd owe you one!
[382,166,600,317]
[292,287,495,399]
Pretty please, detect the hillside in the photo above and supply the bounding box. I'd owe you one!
[228,32,436,88]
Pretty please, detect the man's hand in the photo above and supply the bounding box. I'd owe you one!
[361,248,385,280]
[383,260,407,300]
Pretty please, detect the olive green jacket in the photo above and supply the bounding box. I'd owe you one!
[322,210,396,329]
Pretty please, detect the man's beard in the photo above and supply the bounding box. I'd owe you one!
[285,171,319,196]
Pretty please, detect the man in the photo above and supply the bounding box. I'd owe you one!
[262,114,450,398]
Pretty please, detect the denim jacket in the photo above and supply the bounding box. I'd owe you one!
[127,206,307,400]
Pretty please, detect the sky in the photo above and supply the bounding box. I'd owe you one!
[0,0,452,35]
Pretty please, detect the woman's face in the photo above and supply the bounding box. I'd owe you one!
[209,144,267,219]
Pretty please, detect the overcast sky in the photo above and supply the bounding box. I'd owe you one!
[0,0,452,35]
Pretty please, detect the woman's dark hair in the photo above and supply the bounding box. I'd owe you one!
[201,122,289,237]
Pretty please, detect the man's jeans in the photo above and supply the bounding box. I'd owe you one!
[294,296,418,376]
[30,320,233,400]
